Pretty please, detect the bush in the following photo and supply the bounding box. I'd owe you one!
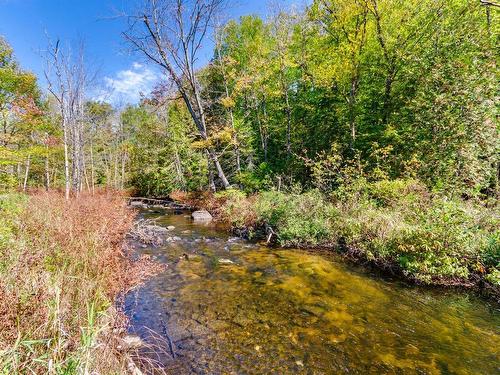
[367,178,428,208]
[255,190,338,246]
[234,165,272,193]
[215,189,257,228]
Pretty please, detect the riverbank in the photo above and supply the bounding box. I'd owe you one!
[0,191,161,373]
[171,179,499,301]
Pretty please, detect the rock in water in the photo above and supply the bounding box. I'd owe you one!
[144,225,169,234]
[191,210,213,222]
[129,201,145,207]
[167,225,175,231]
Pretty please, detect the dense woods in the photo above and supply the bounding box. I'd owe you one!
[1,0,497,198]
[0,0,499,373]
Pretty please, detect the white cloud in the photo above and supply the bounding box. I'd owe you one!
[95,63,159,105]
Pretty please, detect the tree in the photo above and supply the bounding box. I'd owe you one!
[0,37,52,191]
[123,0,231,189]
[44,39,90,198]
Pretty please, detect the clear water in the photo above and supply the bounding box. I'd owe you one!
[124,209,500,374]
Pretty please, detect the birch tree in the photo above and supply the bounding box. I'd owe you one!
[44,39,88,198]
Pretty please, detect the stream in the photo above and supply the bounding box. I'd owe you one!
[124,208,500,374]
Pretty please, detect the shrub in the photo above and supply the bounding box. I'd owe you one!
[215,189,257,228]
[234,165,272,193]
[486,268,500,286]
[367,178,428,208]
[481,230,499,269]
[255,190,338,246]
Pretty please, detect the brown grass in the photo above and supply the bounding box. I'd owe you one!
[170,189,258,228]
[0,190,162,374]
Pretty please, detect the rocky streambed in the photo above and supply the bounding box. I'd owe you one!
[124,207,500,374]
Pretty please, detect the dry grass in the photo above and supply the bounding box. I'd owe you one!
[170,189,258,228]
[0,190,162,374]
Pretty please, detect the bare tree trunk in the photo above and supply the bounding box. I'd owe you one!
[23,155,30,192]
[124,0,231,189]
[121,150,126,190]
[211,151,230,187]
[84,167,91,192]
[348,75,359,150]
[114,151,119,189]
[62,118,70,200]
[44,38,89,200]
[16,162,21,188]
[82,150,91,193]
[206,151,216,192]
[90,137,95,195]
[45,150,50,191]
[283,84,292,160]
[229,109,241,172]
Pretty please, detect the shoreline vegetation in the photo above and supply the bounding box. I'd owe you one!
[0,191,162,374]
[0,0,498,372]
[0,187,497,372]
[171,179,500,302]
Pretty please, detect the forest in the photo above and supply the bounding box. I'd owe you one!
[0,0,499,373]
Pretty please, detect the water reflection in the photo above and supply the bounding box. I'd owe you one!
[124,210,500,374]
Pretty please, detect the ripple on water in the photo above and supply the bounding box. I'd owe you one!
[125,211,500,374]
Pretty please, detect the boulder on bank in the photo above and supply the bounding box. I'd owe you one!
[191,210,212,222]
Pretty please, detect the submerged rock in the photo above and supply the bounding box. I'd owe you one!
[191,210,212,222]
[218,258,235,265]
[167,225,176,231]
[144,225,169,234]
[166,236,182,242]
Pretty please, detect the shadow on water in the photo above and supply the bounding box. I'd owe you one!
[124,209,500,374]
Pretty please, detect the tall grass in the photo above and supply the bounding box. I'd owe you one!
[0,191,158,374]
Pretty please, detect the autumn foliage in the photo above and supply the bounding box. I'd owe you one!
[0,191,159,373]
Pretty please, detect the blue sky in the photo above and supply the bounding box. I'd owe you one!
[0,0,305,104]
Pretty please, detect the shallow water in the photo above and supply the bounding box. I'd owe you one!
[124,209,500,374]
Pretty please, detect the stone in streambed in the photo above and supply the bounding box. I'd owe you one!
[144,225,169,234]
[218,258,235,265]
[129,201,145,207]
[191,210,212,222]
[166,236,182,242]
